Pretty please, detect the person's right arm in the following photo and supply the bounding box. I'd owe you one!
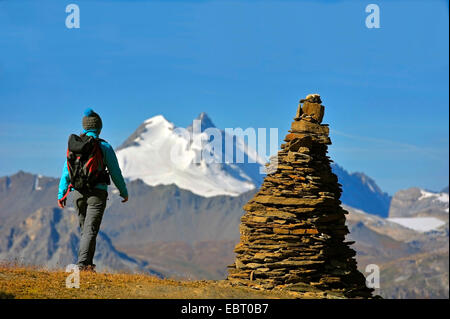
[57,160,71,207]
[101,142,129,201]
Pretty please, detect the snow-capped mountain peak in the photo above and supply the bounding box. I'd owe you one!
[144,114,171,126]
[116,113,265,197]
[187,112,216,132]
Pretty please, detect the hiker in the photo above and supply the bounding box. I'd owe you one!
[57,108,128,272]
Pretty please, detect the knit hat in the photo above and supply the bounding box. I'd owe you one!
[82,108,103,132]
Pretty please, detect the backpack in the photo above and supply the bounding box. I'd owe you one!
[63,134,110,196]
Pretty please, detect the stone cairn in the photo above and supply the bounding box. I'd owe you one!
[227,94,374,298]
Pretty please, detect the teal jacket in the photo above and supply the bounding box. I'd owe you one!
[58,131,128,200]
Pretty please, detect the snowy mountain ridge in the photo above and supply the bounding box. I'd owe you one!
[116,113,265,197]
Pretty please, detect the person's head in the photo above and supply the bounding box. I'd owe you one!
[82,108,103,134]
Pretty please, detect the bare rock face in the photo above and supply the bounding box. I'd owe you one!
[389,187,449,218]
[227,95,374,298]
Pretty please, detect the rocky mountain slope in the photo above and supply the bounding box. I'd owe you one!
[331,164,391,217]
[386,187,448,233]
[389,187,449,218]
[102,180,254,246]
[0,172,59,230]
[345,203,448,299]
[0,206,162,276]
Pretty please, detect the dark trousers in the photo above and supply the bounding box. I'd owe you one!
[73,189,108,266]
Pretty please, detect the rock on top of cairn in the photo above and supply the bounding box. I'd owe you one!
[302,93,322,104]
[294,93,324,123]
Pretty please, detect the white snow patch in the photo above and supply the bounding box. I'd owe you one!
[387,217,446,233]
[419,190,449,204]
[418,189,435,200]
[418,190,449,213]
[437,192,449,204]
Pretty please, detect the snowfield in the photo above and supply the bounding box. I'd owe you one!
[387,217,447,233]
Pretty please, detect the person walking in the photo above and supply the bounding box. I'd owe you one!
[57,108,128,272]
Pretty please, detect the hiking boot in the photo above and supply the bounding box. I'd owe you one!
[78,264,96,273]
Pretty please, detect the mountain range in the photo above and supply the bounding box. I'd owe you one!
[0,171,447,297]
[0,113,448,298]
[115,113,392,217]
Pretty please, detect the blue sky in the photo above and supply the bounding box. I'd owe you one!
[0,0,448,194]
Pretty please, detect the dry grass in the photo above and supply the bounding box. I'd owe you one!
[0,264,298,299]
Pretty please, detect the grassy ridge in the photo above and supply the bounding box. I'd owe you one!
[0,265,299,299]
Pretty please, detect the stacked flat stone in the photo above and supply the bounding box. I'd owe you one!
[227,94,373,298]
